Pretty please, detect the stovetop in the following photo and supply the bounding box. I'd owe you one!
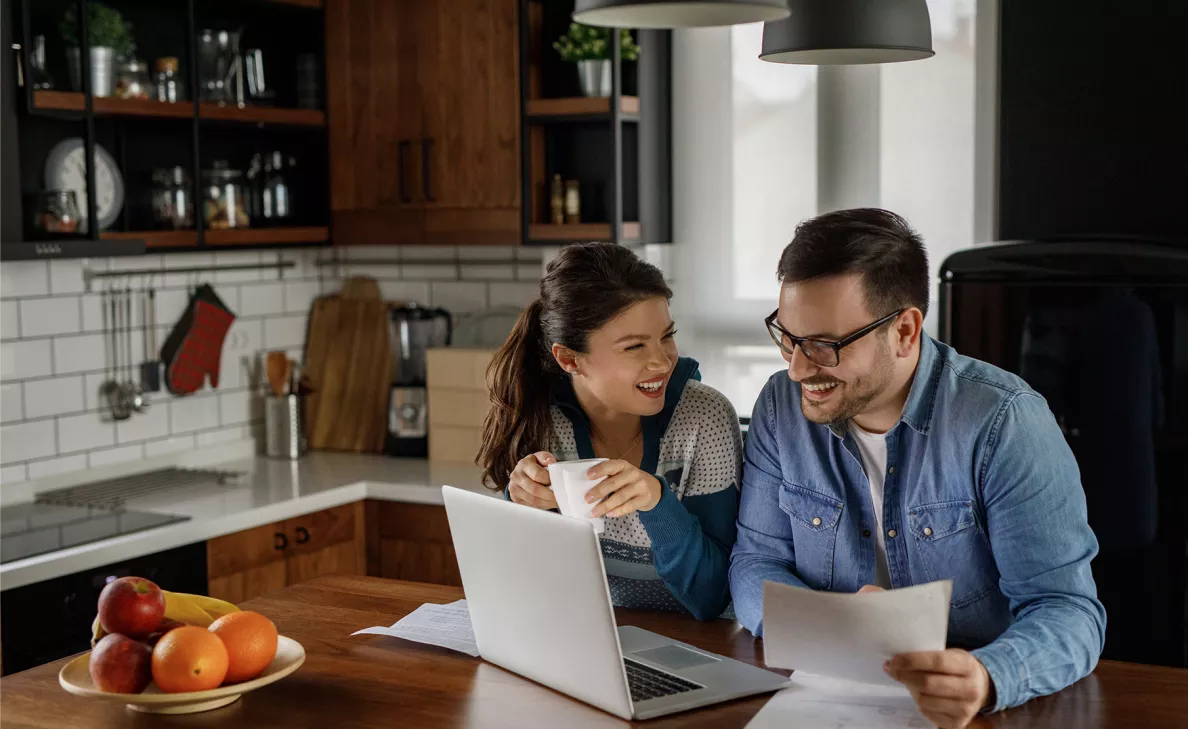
[0,502,190,565]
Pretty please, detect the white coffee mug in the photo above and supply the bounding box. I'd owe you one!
[546,458,608,534]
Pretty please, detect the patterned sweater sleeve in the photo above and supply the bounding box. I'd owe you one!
[637,384,742,620]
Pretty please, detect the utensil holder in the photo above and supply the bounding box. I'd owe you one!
[265,395,306,459]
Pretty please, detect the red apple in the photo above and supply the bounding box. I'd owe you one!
[89,633,152,694]
[97,576,165,637]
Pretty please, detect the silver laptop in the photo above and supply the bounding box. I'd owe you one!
[442,485,789,721]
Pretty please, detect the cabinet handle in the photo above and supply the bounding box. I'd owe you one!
[274,532,288,551]
[421,138,435,203]
[398,140,412,203]
[296,526,310,545]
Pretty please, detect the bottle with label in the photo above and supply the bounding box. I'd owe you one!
[564,180,581,224]
[550,174,565,225]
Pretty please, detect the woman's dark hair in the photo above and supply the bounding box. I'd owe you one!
[778,207,930,318]
[477,242,672,489]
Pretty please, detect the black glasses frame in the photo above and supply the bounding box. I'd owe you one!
[764,309,906,367]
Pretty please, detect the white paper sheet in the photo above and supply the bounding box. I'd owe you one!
[746,674,932,729]
[762,580,952,686]
[351,599,479,657]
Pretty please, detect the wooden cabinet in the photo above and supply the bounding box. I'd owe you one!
[365,500,462,587]
[325,0,520,247]
[207,503,365,604]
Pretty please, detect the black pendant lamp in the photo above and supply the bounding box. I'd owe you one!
[760,0,934,65]
[573,0,790,29]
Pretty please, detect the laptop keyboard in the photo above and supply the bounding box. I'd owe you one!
[624,658,703,702]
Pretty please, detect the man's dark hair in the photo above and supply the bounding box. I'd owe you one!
[777,208,930,318]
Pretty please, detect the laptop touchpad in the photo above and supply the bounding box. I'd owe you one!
[630,645,720,671]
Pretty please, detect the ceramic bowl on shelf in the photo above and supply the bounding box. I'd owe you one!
[58,635,305,714]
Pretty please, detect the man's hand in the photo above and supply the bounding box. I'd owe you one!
[884,649,994,729]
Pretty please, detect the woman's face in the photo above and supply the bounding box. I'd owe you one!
[564,297,678,417]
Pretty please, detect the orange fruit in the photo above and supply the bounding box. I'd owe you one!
[209,611,279,684]
[151,626,229,693]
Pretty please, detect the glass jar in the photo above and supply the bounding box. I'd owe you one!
[154,57,186,103]
[262,151,292,221]
[115,59,152,100]
[29,190,81,236]
[202,162,250,229]
[151,166,194,229]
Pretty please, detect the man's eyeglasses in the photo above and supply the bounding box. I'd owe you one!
[764,309,906,368]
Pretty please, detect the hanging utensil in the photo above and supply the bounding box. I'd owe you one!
[140,287,161,392]
[102,288,130,420]
[123,288,147,413]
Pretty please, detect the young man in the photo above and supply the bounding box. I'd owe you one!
[729,209,1105,729]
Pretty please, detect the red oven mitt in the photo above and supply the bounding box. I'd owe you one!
[161,284,236,395]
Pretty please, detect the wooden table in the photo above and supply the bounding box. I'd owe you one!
[2,575,1186,728]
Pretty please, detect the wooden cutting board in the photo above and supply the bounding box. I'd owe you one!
[303,278,392,452]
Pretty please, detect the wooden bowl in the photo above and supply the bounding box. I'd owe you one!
[58,635,305,714]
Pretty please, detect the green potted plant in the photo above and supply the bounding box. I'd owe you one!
[60,2,135,98]
[553,23,640,98]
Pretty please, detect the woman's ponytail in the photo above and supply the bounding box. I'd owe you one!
[478,298,554,489]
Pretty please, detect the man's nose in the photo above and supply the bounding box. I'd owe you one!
[786,344,819,382]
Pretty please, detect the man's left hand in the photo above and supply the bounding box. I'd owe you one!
[884,648,994,729]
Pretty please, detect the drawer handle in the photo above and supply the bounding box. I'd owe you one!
[296,526,310,545]
[274,532,288,551]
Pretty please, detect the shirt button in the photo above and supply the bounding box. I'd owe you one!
[923,527,933,537]
[812,517,822,526]
[888,466,895,474]
[862,529,872,538]
[887,529,897,538]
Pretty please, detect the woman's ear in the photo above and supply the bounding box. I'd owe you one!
[552,343,581,376]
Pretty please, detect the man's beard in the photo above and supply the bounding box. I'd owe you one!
[800,343,895,426]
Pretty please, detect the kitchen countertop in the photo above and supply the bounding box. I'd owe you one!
[0,451,495,592]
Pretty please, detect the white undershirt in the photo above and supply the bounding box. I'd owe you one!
[849,421,893,589]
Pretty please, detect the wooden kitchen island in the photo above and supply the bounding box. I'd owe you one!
[2,575,1186,728]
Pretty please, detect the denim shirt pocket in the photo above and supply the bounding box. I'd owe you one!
[778,483,843,591]
[908,501,998,608]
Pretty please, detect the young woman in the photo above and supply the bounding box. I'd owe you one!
[477,242,742,620]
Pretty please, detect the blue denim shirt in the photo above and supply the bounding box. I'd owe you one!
[729,335,1105,711]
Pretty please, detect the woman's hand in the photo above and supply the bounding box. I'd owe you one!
[508,452,558,510]
[585,460,663,518]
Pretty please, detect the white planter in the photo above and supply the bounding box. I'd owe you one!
[576,59,612,98]
[67,46,116,97]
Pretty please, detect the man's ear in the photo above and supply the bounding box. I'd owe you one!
[552,343,581,376]
[893,308,924,358]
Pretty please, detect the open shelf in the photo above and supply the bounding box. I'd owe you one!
[31,92,325,126]
[205,226,329,246]
[264,0,323,7]
[101,230,198,248]
[528,222,640,244]
[526,96,639,121]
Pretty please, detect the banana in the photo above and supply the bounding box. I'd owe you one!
[90,592,240,646]
[91,615,106,648]
[169,592,240,620]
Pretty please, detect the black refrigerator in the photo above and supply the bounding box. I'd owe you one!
[939,238,1188,668]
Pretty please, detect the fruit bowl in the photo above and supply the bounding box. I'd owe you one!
[59,636,305,714]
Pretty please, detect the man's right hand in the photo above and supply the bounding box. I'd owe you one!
[508,452,558,510]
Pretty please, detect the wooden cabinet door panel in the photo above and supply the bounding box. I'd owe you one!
[372,501,462,586]
[287,540,364,587]
[207,522,287,581]
[418,0,520,212]
[283,503,358,558]
[378,538,462,587]
[208,562,288,605]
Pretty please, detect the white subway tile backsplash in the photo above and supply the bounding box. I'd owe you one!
[155,288,191,328]
[430,282,489,315]
[57,413,115,453]
[27,454,87,480]
[488,282,540,310]
[218,390,253,426]
[20,296,82,337]
[160,253,215,288]
[170,394,221,434]
[52,333,107,375]
[516,263,543,282]
[1,261,49,297]
[197,426,251,447]
[238,282,286,316]
[1,419,57,464]
[48,259,88,295]
[214,251,263,283]
[88,444,145,468]
[219,318,264,391]
[262,315,306,350]
[1,382,24,423]
[400,264,458,281]
[516,248,544,261]
[116,403,169,444]
[457,245,517,261]
[1,300,19,340]
[108,255,163,273]
[80,293,108,333]
[461,265,515,281]
[143,435,197,458]
[283,281,320,314]
[24,376,84,419]
[1,464,27,485]
[400,245,453,261]
[346,245,402,261]
[378,280,430,305]
[1,339,53,380]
